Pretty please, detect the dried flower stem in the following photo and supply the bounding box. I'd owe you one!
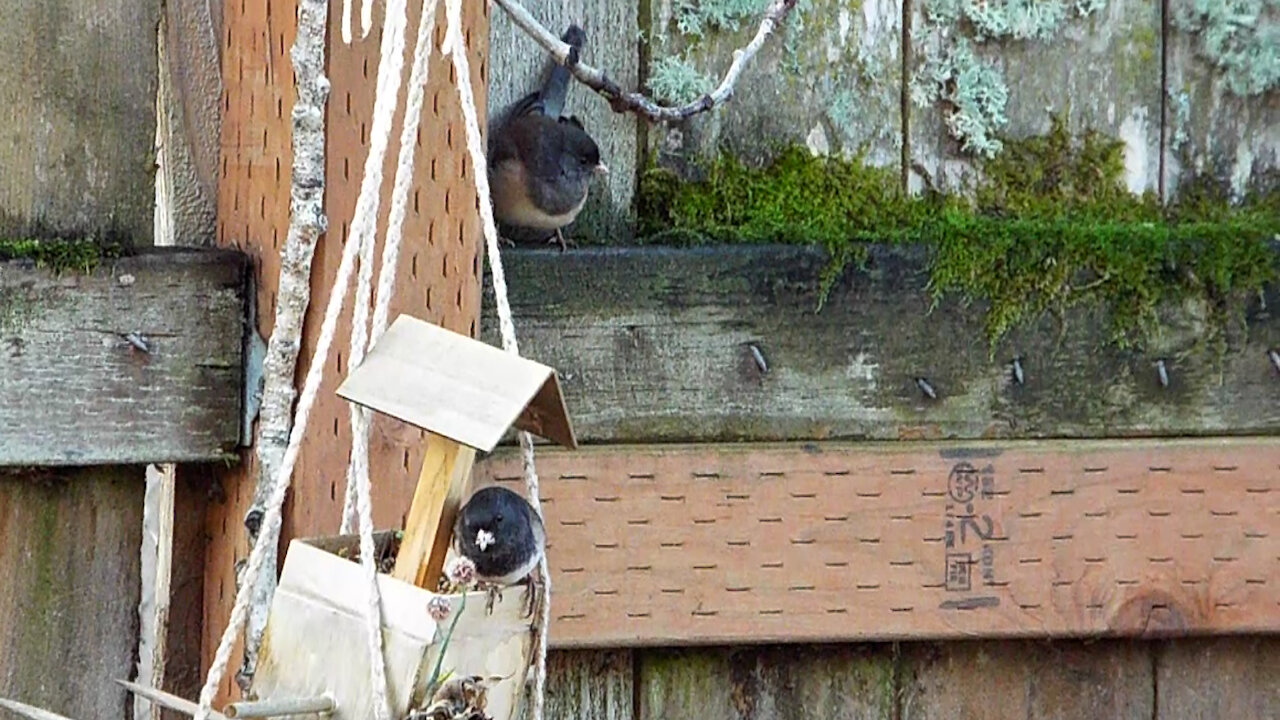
[490,0,800,123]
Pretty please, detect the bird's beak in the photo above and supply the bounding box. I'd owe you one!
[475,528,495,551]
[593,162,610,178]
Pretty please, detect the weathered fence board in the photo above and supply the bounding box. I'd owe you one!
[0,0,158,243]
[648,0,904,178]
[0,467,143,720]
[545,650,634,720]
[1156,637,1280,719]
[636,645,896,720]
[481,246,1279,445]
[908,0,1161,195]
[1163,9,1279,201]
[488,0,639,242]
[0,249,248,466]
[901,640,1153,719]
[550,638,1280,720]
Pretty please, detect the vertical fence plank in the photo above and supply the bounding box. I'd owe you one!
[0,468,144,718]
[1156,637,1280,719]
[546,650,634,720]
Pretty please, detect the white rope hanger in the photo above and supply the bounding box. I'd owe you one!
[197,0,550,718]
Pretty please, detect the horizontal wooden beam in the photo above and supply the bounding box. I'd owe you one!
[0,249,248,466]
[481,246,1279,444]
[476,438,1280,648]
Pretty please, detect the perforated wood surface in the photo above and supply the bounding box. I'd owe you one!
[476,439,1280,648]
[206,0,487,701]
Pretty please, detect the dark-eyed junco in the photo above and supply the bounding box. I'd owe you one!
[452,486,546,609]
[488,24,608,251]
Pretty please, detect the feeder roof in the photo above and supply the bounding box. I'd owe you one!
[337,314,576,452]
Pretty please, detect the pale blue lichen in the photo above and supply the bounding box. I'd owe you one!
[1171,0,1280,96]
[674,0,769,37]
[912,1,1111,157]
[911,36,1010,157]
[923,0,1107,42]
[648,55,716,104]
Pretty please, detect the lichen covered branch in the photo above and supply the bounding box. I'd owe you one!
[490,0,799,123]
[238,0,331,692]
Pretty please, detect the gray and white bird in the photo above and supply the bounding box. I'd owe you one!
[488,24,607,251]
[452,485,546,612]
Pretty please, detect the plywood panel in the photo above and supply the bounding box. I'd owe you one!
[0,250,248,466]
[480,245,1280,444]
[476,438,1280,647]
[0,467,144,720]
[206,0,489,702]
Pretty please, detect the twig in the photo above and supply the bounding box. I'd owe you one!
[238,0,331,692]
[490,0,800,123]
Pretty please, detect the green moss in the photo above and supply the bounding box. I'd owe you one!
[0,237,120,273]
[635,117,1280,348]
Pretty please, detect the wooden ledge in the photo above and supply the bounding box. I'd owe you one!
[482,245,1279,444]
[476,438,1280,648]
[0,248,249,466]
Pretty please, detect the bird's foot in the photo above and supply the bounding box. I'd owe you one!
[499,235,516,249]
[483,583,502,616]
[547,229,575,252]
[522,575,542,619]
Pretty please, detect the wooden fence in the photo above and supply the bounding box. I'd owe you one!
[0,1,1276,720]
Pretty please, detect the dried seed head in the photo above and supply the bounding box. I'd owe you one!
[445,556,477,585]
[427,595,453,622]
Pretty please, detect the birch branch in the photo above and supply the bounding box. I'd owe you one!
[237,0,331,692]
[490,0,800,123]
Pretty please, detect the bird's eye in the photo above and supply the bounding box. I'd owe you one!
[495,513,504,523]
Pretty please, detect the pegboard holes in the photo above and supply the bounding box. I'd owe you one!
[432,91,440,116]
[410,253,418,279]
[413,188,420,214]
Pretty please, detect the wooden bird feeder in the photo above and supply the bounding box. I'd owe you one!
[247,314,577,720]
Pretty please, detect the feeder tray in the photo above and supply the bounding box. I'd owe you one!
[247,314,577,720]
[252,531,532,718]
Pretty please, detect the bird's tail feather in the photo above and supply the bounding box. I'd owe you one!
[539,24,585,119]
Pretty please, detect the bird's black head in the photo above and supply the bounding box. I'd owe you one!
[559,121,606,179]
[458,486,525,552]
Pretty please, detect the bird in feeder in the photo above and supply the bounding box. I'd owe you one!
[489,24,608,251]
[453,485,547,614]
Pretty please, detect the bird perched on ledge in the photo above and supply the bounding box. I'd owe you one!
[452,485,546,614]
[488,24,608,251]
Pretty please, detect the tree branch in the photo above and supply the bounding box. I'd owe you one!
[237,0,331,693]
[490,0,799,123]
